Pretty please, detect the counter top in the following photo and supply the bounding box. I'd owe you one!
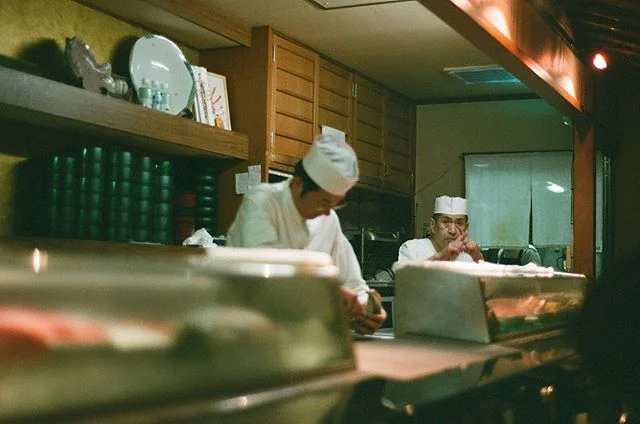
[365,281,394,287]
[354,334,519,381]
[353,329,578,409]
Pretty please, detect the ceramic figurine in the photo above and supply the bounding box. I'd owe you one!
[64,36,129,98]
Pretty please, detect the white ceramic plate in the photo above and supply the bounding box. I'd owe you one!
[129,35,195,115]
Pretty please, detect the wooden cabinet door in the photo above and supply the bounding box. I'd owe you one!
[269,35,318,170]
[318,58,352,141]
[383,91,415,194]
[352,75,385,187]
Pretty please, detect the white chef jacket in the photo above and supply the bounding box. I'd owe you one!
[226,180,370,296]
[398,238,473,262]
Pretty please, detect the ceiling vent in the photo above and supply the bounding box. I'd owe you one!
[307,0,409,10]
[443,65,522,85]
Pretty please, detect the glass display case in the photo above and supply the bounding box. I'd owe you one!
[0,243,359,422]
[392,261,586,343]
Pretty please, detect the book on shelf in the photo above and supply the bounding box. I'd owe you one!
[190,65,232,131]
[190,65,214,126]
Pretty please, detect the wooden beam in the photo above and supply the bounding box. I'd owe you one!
[142,0,252,47]
[590,33,640,52]
[76,0,251,49]
[575,19,640,42]
[560,0,640,15]
[573,119,596,280]
[567,8,640,31]
[417,0,589,119]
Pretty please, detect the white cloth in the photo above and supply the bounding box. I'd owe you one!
[397,238,473,262]
[226,180,370,296]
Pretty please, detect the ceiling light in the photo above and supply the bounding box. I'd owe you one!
[444,65,522,85]
[307,0,409,9]
[592,52,608,71]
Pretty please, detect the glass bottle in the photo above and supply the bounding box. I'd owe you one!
[138,78,153,108]
[161,83,171,113]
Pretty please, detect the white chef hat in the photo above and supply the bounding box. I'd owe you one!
[302,134,359,196]
[434,195,467,215]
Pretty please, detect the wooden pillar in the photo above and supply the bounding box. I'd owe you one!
[573,119,595,279]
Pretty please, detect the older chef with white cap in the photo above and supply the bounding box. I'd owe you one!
[227,134,387,335]
[398,195,484,262]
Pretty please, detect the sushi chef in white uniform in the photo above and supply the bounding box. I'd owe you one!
[227,134,386,335]
[398,195,484,263]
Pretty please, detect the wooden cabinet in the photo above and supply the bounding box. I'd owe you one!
[352,76,415,195]
[201,27,318,175]
[352,75,385,187]
[318,58,353,140]
[201,27,415,195]
[383,91,415,194]
[269,35,319,168]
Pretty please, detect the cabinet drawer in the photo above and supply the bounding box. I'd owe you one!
[354,122,383,147]
[355,141,383,164]
[275,42,315,80]
[385,118,412,140]
[385,150,411,170]
[356,103,383,128]
[385,133,411,156]
[385,168,412,193]
[385,98,414,122]
[355,81,384,110]
[272,135,312,162]
[318,107,350,135]
[358,160,382,184]
[319,62,352,96]
[319,87,350,116]
[276,91,313,122]
[276,69,314,101]
[275,113,314,142]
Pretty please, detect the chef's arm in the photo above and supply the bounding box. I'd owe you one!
[334,233,370,296]
[333,234,387,334]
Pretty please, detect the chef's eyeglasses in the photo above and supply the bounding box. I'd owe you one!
[314,198,347,213]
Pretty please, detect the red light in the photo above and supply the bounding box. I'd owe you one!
[592,52,608,71]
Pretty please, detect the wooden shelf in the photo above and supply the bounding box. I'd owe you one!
[0,66,249,160]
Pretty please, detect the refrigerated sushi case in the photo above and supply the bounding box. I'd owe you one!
[0,242,376,423]
[392,260,586,344]
[353,260,587,422]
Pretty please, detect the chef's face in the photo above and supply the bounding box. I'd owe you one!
[291,177,344,219]
[430,214,468,250]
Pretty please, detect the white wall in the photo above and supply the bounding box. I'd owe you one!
[414,98,573,237]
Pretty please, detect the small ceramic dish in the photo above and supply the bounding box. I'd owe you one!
[129,34,195,115]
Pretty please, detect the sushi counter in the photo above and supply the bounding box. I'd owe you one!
[0,242,605,423]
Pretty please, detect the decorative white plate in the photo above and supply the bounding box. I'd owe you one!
[129,34,195,115]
